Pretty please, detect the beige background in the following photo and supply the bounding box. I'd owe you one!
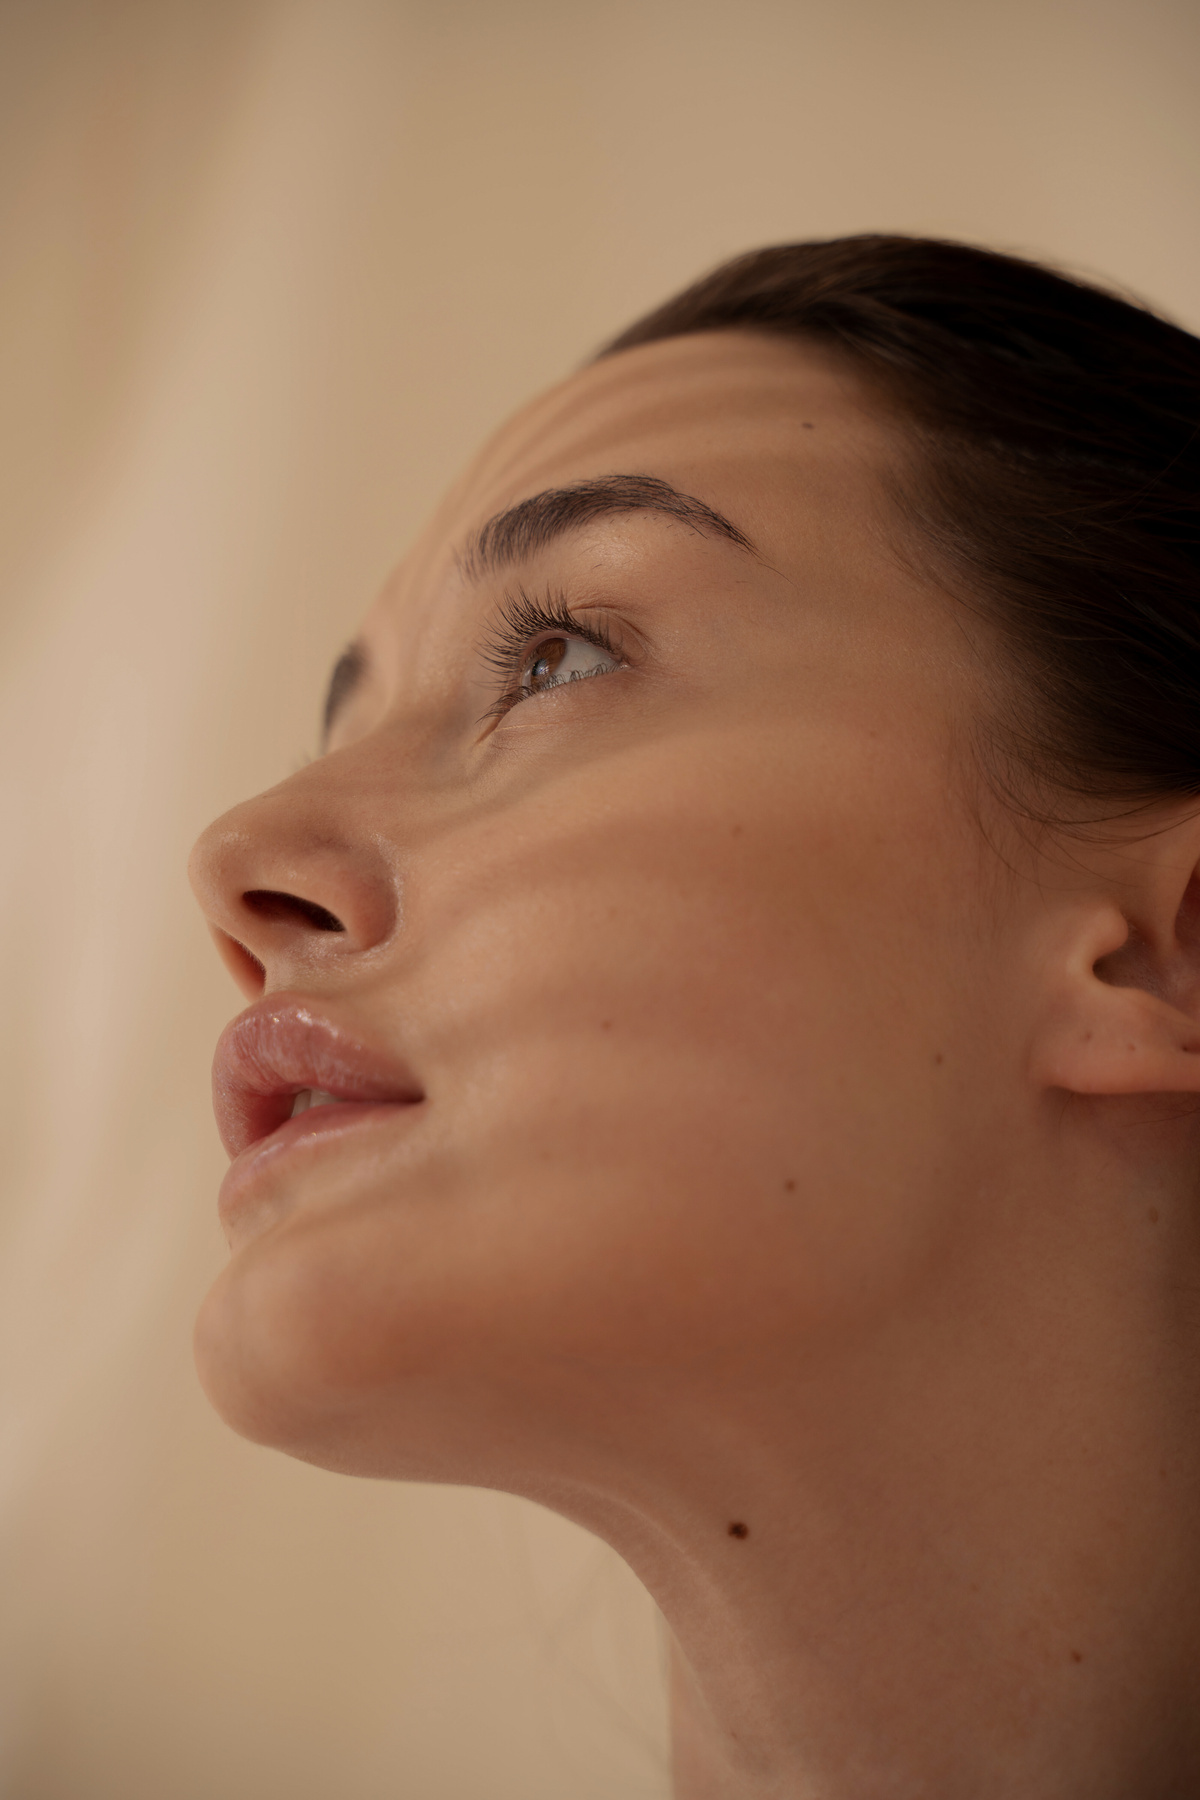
[2,3,1198,1796]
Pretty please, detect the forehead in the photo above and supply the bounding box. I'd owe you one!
[375,331,899,625]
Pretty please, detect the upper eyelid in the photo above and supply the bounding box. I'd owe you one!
[479,589,628,674]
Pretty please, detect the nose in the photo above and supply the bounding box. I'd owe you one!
[189,766,400,999]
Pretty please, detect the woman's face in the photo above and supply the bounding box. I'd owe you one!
[190,331,1023,1490]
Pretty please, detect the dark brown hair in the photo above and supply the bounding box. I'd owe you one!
[602,236,1200,812]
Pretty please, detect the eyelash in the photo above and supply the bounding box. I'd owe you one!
[479,587,626,719]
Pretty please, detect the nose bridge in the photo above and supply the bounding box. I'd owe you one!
[189,752,402,983]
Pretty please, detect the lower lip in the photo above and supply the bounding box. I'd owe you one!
[218,1101,420,1235]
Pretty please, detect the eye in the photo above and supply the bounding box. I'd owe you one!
[479,588,630,721]
[519,633,621,699]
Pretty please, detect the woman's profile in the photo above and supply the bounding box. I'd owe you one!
[189,235,1200,1798]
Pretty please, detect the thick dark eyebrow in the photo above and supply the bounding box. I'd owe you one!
[460,472,757,580]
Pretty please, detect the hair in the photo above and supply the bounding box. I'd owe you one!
[601,236,1200,815]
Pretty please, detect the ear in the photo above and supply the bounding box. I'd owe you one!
[1031,829,1200,1098]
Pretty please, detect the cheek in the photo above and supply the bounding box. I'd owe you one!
[197,798,986,1476]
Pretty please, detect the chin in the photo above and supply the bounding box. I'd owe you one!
[191,1243,529,1488]
[193,1259,339,1457]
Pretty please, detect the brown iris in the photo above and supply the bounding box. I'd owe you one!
[525,637,569,693]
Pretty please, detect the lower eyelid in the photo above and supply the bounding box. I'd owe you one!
[490,655,626,725]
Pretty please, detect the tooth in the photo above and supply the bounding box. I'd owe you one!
[290,1088,342,1117]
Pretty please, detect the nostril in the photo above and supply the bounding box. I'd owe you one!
[243,889,347,933]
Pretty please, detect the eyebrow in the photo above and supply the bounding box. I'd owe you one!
[321,473,757,741]
[460,472,756,579]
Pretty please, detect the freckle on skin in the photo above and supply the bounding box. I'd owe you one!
[1070,1650,1084,1663]
[783,1178,795,1192]
[801,421,814,429]
[1149,1207,1160,1223]
[728,1522,749,1539]
[933,1052,944,1066]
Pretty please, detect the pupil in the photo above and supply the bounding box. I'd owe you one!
[529,637,568,688]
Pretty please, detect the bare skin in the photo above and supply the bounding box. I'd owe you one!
[190,332,1200,1797]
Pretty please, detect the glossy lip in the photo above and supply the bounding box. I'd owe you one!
[213,994,425,1231]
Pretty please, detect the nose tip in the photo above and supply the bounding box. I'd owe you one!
[189,777,399,993]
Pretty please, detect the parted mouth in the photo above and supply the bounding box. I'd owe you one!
[212,993,425,1159]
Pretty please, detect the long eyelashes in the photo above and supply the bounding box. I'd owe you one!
[479,586,625,718]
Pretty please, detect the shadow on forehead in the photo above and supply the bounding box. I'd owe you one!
[460,473,756,582]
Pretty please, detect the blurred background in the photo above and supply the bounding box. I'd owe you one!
[1,2,1198,1795]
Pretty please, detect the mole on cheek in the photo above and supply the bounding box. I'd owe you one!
[728,1521,749,1539]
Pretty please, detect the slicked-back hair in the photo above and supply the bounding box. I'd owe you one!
[602,236,1200,813]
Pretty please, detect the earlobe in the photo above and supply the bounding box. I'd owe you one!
[1031,894,1200,1097]
[1034,983,1200,1095]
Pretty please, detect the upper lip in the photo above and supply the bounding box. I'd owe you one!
[212,993,424,1157]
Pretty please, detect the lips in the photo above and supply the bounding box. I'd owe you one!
[213,994,424,1159]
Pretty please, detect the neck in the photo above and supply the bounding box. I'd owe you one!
[560,1176,1200,1799]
